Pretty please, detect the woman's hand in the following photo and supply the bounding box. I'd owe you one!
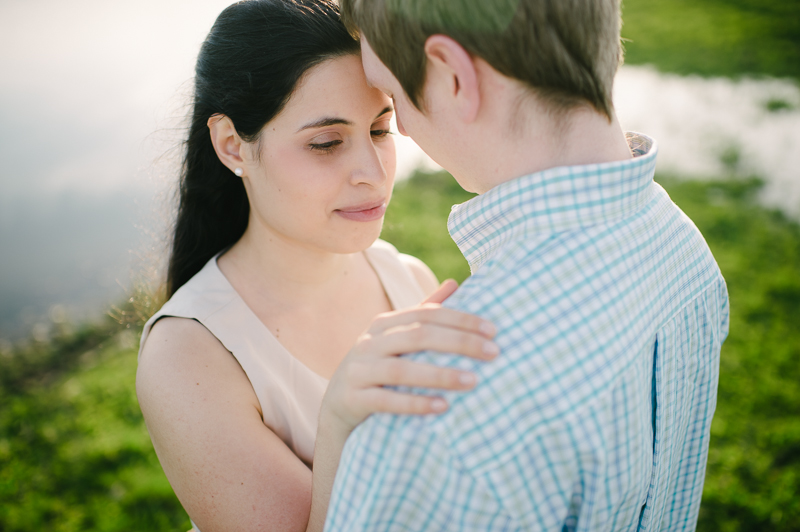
[320,280,498,434]
[308,280,497,532]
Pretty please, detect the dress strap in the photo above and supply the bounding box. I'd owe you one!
[363,239,428,310]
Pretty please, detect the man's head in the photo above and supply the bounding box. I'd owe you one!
[341,0,624,192]
[341,0,621,118]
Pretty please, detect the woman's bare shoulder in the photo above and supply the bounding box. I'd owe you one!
[136,317,259,414]
[139,316,223,361]
[398,253,439,296]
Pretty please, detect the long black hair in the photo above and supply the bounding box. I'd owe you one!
[167,0,360,297]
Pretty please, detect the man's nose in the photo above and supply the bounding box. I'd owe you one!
[396,112,409,137]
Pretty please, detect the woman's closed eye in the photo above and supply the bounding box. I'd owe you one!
[371,116,392,141]
[370,128,392,140]
[308,127,392,154]
[308,139,343,153]
[308,132,343,153]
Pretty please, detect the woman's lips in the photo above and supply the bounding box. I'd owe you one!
[335,201,387,222]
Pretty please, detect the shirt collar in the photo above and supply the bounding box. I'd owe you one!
[448,132,659,273]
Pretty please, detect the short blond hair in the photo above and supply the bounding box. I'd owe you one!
[340,0,622,120]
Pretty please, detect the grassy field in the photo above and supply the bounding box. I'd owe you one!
[0,322,189,530]
[621,0,800,80]
[2,0,799,529]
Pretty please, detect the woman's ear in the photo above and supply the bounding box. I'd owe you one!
[208,114,246,175]
[423,35,480,124]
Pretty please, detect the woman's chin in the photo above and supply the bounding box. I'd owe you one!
[328,220,385,255]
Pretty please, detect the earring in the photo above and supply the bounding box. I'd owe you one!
[234,168,243,177]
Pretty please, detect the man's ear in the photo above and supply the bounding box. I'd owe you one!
[207,114,246,175]
[423,35,480,123]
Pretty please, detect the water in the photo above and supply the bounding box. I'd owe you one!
[1,0,799,342]
[0,191,147,342]
[616,67,800,215]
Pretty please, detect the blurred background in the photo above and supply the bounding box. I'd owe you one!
[1,0,798,530]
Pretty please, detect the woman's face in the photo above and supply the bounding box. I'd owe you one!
[239,54,396,255]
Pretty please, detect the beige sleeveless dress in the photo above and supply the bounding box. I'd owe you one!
[138,239,428,528]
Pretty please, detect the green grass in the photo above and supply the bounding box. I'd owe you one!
[0,320,190,531]
[659,177,800,531]
[622,0,800,80]
[383,171,476,283]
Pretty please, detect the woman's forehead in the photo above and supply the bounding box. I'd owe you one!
[278,54,392,126]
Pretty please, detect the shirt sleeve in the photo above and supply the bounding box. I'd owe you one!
[323,413,515,532]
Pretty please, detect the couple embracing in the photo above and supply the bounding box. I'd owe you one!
[136,0,729,530]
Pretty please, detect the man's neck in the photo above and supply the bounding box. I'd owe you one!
[466,102,633,195]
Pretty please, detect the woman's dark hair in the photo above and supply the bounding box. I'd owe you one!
[167,0,360,297]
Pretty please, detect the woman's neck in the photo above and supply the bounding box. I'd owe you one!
[218,223,362,308]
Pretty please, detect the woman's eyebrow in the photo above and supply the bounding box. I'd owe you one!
[297,107,394,132]
[375,106,393,118]
[297,117,353,132]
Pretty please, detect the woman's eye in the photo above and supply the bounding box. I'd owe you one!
[308,139,343,153]
[371,129,391,139]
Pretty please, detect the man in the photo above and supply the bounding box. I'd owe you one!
[326,0,729,530]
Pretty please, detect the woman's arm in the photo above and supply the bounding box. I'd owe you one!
[138,287,497,531]
[137,318,314,531]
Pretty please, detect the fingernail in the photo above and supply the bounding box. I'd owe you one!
[483,341,499,358]
[431,398,448,412]
[459,372,477,386]
[479,321,497,337]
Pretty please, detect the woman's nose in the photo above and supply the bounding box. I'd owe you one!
[350,138,389,187]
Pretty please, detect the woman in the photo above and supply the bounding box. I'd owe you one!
[135,1,498,530]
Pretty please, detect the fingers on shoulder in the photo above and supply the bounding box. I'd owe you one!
[400,306,495,338]
[361,387,446,416]
[377,358,476,390]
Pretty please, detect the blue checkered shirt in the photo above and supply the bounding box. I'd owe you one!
[324,133,729,532]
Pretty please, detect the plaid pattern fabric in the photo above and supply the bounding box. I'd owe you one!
[325,133,729,532]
